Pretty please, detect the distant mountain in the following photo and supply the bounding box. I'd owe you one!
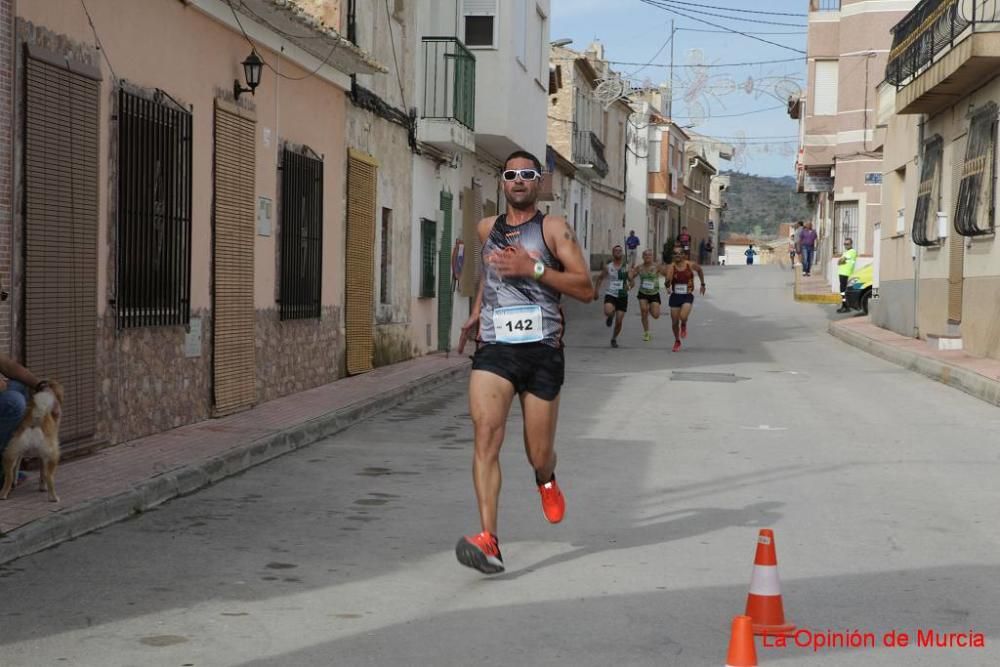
[720,171,811,240]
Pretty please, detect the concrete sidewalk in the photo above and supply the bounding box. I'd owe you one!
[0,353,470,565]
[830,316,1000,407]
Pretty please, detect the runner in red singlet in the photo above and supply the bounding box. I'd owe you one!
[664,243,706,352]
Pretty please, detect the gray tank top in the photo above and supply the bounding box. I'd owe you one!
[479,211,565,348]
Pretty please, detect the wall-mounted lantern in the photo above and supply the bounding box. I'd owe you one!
[234,50,264,100]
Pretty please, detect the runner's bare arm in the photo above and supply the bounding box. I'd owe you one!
[662,263,675,290]
[543,217,598,302]
[458,217,498,350]
[693,262,707,294]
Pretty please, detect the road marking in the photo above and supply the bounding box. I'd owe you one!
[740,425,788,431]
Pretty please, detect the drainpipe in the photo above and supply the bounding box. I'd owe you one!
[913,113,927,338]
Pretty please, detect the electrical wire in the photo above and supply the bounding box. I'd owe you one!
[621,31,675,79]
[384,0,408,109]
[227,0,341,82]
[677,27,806,35]
[605,57,802,69]
[648,1,807,28]
[671,105,786,119]
[639,0,807,53]
[79,0,117,81]
[655,0,807,18]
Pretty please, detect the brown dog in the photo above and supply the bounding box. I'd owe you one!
[0,380,64,502]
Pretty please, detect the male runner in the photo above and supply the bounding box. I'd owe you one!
[455,151,593,574]
[593,245,630,348]
[664,244,706,352]
[629,248,663,342]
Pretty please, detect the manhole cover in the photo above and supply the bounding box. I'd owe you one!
[670,372,748,383]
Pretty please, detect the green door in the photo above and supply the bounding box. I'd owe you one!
[437,191,454,351]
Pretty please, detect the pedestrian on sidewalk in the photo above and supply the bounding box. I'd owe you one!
[625,229,640,266]
[455,150,593,575]
[677,226,692,254]
[745,244,757,265]
[0,355,52,488]
[836,237,858,313]
[799,222,817,276]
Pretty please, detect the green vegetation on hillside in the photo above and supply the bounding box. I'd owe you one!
[720,171,812,240]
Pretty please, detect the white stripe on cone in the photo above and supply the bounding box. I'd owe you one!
[748,564,782,596]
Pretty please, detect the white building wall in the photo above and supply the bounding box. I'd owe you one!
[467,0,550,159]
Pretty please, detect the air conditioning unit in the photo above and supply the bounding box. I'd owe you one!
[936,211,948,240]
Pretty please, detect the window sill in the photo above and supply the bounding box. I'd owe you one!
[467,45,498,51]
[890,232,905,239]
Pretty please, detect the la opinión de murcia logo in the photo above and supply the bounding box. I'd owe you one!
[764,629,986,653]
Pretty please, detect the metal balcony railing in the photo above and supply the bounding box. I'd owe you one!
[810,0,841,10]
[421,37,476,131]
[573,129,609,178]
[886,0,1000,87]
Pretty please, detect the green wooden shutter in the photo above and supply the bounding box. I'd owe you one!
[420,219,437,297]
[437,192,454,351]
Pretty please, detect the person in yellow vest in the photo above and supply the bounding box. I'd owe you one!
[836,238,858,313]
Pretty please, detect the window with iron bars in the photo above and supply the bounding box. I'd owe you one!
[912,136,943,247]
[954,104,997,237]
[116,89,192,329]
[420,219,437,298]
[280,148,323,320]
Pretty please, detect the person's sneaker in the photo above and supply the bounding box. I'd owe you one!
[455,531,504,574]
[643,331,651,342]
[605,312,614,327]
[610,338,618,348]
[538,476,565,523]
[680,323,688,339]
[672,340,682,352]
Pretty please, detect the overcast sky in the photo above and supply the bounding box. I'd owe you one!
[551,0,811,178]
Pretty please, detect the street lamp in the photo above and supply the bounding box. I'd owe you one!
[234,49,264,100]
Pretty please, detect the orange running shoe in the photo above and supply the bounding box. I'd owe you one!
[680,322,688,339]
[672,340,682,352]
[538,476,566,523]
[455,531,504,574]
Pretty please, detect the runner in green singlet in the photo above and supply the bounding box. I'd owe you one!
[628,248,663,342]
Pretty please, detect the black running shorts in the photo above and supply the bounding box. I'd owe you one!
[668,293,695,309]
[604,294,629,312]
[638,293,661,304]
[472,343,565,401]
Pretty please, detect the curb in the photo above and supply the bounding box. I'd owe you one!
[796,292,841,304]
[0,361,471,566]
[828,322,1000,407]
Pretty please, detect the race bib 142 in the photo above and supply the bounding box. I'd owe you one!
[493,305,543,343]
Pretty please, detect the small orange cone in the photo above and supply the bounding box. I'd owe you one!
[725,615,758,667]
[744,528,796,636]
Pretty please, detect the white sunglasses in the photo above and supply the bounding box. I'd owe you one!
[502,169,541,182]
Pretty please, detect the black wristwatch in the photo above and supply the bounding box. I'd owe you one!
[35,380,49,391]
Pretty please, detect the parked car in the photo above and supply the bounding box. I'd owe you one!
[844,263,874,315]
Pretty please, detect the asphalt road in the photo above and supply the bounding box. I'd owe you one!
[2,265,998,666]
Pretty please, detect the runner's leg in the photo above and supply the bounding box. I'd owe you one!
[614,309,625,339]
[639,299,650,333]
[679,302,693,337]
[520,392,559,485]
[650,301,661,319]
[469,370,517,535]
[671,307,682,341]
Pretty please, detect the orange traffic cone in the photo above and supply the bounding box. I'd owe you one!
[744,528,796,636]
[725,615,758,667]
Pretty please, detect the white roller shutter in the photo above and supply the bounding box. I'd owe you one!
[813,60,839,116]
